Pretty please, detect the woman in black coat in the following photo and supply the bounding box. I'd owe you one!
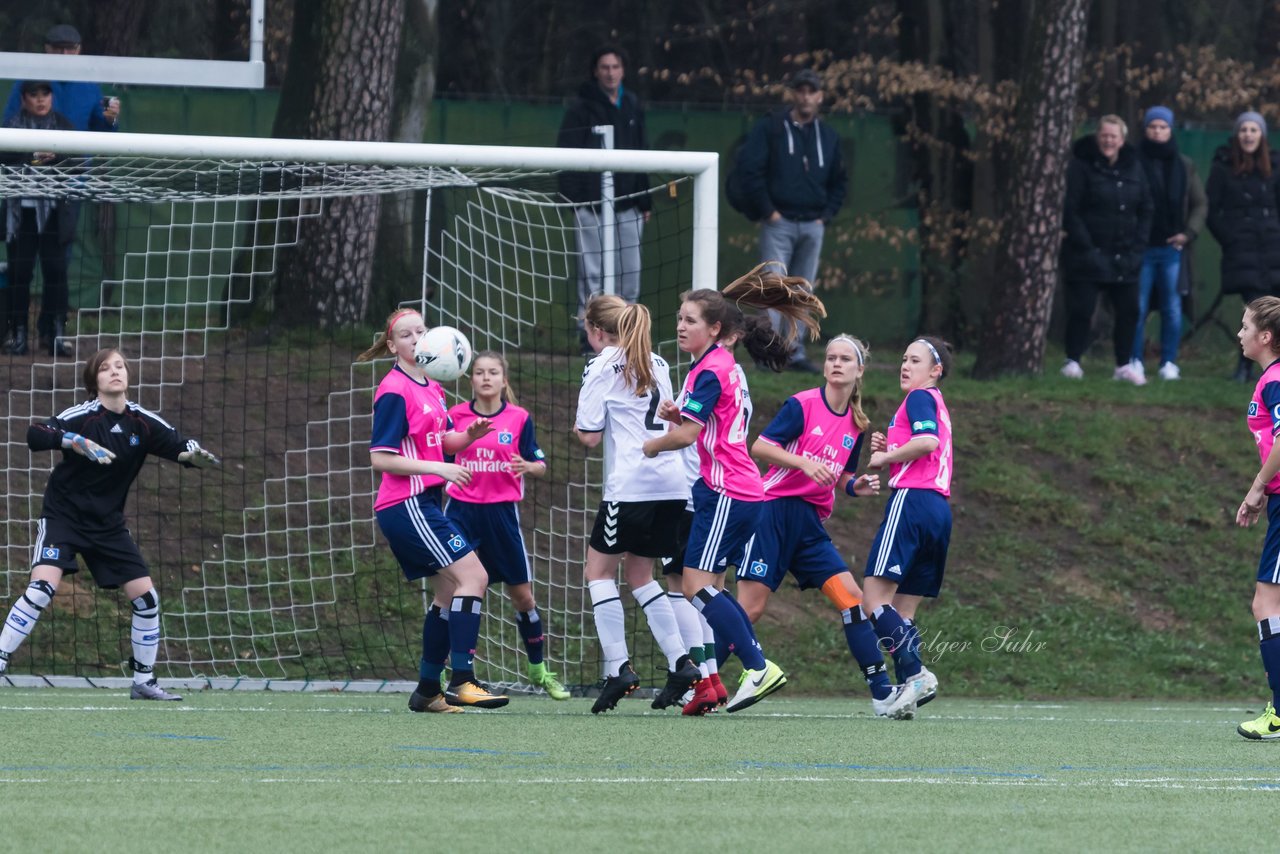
[1205,110,1280,382]
[1060,115,1153,383]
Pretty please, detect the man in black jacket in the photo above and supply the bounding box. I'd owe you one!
[736,69,847,372]
[557,46,651,355]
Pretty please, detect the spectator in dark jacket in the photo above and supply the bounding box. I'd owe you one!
[735,69,847,372]
[1130,106,1207,382]
[556,46,651,355]
[1206,110,1280,382]
[3,80,77,357]
[1060,115,1153,384]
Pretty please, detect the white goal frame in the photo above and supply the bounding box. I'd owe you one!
[0,0,266,90]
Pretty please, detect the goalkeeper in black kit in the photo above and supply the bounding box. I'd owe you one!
[0,348,219,699]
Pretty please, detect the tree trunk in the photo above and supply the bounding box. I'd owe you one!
[273,0,406,328]
[972,0,1091,378]
[371,0,439,316]
[86,0,149,305]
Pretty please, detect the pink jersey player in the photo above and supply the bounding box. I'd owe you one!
[641,269,826,713]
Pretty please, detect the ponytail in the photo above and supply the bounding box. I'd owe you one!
[585,294,656,396]
[679,262,827,372]
[615,304,656,395]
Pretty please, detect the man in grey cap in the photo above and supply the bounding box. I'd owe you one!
[734,69,847,372]
[3,24,121,132]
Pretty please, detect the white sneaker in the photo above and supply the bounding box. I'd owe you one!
[1113,362,1147,386]
[1060,359,1084,379]
[1158,362,1180,381]
[871,683,920,720]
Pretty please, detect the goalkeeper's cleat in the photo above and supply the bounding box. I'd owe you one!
[911,666,938,708]
[445,680,510,710]
[130,678,182,701]
[725,659,787,713]
[408,690,462,713]
[709,671,728,707]
[872,684,918,720]
[652,655,702,709]
[1237,701,1280,740]
[590,660,640,714]
[681,678,719,716]
[527,662,571,701]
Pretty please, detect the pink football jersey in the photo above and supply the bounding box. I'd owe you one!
[371,365,451,511]
[760,387,864,521]
[884,387,952,498]
[445,401,545,504]
[1248,361,1280,495]
[679,344,763,501]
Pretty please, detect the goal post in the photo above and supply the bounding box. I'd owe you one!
[0,127,718,694]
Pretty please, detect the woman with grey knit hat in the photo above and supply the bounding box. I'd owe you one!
[1207,110,1280,382]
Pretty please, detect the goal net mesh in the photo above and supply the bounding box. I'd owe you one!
[0,146,697,692]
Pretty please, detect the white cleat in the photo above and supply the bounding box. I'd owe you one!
[872,682,920,720]
[911,667,938,707]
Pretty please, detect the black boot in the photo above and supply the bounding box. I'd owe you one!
[9,322,27,356]
[50,317,72,358]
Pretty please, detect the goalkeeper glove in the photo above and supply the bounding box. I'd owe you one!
[178,439,220,468]
[62,432,115,464]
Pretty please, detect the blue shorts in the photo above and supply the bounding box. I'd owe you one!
[737,496,846,592]
[864,488,951,598]
[446,499,532,588]
[376,492,475,581]
[1258,494,1280,584]
[684,480,761,575]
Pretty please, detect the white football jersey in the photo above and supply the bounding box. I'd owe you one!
[576,345,691,503]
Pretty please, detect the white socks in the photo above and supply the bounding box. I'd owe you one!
[588,579,629,677]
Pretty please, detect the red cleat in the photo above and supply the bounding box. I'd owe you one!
[682,679,718,716]
[709,672,728,707]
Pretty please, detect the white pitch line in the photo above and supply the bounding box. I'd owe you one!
[3,775,1278,792]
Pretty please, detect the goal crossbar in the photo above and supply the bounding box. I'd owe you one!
[0,128,720,290]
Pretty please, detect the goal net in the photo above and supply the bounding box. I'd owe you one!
[0,128,718,693]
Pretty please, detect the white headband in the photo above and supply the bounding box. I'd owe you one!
[914,338,942,369]
[828,334,865,366]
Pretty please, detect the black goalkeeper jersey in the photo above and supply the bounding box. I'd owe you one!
[27,399,194,532]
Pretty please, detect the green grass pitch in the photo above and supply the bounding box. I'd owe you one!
[2,689,1276,852]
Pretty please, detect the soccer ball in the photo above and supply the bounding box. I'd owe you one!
[414,325,472,382]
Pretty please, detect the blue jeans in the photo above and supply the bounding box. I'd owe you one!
[759,217,824,363]
[1132,245,1182,366]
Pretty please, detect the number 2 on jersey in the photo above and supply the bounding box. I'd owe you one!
[644,389,663,431]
